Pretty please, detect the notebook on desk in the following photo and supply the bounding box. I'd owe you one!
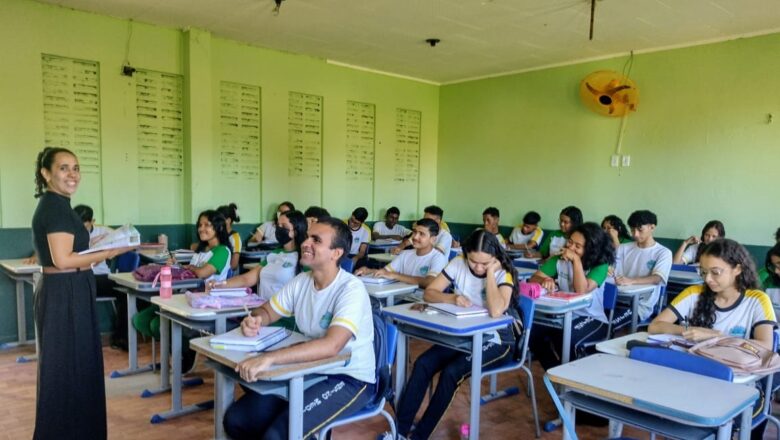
[210,326,290,352]
[536,291,592,305]
[428,303,489,318]
[358,275,398,285]
[209,287,252,297]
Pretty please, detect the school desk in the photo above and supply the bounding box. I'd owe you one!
[367,239,401,253]
[361,280,418,306]
[0,259,41,362]
[547,353,757,440]
[669,269,703,286]
[384,303,512,440]
[241,249,272,261]
[615,284,657,333]
[368,253,395,264]
[190,333,351,440]
[150,294,249,423]
[533,295,593,364]
[107,272,202,378]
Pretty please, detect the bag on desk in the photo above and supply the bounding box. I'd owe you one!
[519,281,543,299]
[132,263,197,282]
[689,336,780,375]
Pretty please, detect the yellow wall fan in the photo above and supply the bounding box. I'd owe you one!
[579,70,639,117]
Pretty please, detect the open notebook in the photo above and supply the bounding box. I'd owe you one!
[210,326,291,352]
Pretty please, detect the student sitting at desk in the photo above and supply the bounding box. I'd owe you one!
[355,218,447,288]
[395,230,516,440]
[346,207,371,270]
[758,243,780,304]
[304,205,330,231]
[249,201,294,246]
[528,222,615,369]
[217,202,242,272]
[534,205,583,259]
[209,210,307,300]
[508,210,543,252]
[673,220,726,265]
[372,206,410,240]
[392,205,453,258]
[133,210,233,371]
[223,217,375,440]
[482,206,507,248]
[601,214,632,249]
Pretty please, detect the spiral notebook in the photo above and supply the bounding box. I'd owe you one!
[210,326,290,352]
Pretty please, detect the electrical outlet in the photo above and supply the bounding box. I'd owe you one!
[611,155,619,167]
[622,155,631,167]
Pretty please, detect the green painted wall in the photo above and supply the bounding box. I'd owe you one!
[438,33,780,246]
[0,0,438,343]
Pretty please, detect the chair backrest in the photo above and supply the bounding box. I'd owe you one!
[512,260,538,270]
[114,251,140,273]
[602,282,618,311]
[514,294,536,363]
[672,263,698,273]
[629,346,733,381]
[448,250,457,261]
[340,258,355,273]
[369,297,396,406]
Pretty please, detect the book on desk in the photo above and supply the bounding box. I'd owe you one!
[210,326,291,352]
[358,275,397,285]
[428,303,489,318]
[208,287,252,297]
[536,291,592,305]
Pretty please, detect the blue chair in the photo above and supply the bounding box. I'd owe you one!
[448,250,458,261]
[671,263,699,273]
[340,258,355,273]
[317,319,398,439]
[612,285,667,335]
[630,346,733,381]
[512,260,539,270]
[114,251,140,273]
[479,294,541,437]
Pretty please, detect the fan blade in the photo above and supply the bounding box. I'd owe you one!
[585,82,601,96]
[605,85,631,95]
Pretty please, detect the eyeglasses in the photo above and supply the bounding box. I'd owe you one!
[698,267,726,278]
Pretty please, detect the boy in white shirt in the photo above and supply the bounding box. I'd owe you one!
[346,207,370,270]
[614,210,673,322]
[482,206,507,248]
[224,217,376,440]
[357,218,447,288]
[509,211,544,252]
[372,206,410,240]
[392,205,453,258]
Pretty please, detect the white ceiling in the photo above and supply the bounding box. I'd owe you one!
[36,0,780,84]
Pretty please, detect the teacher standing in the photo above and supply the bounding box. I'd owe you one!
[31,147,132,440]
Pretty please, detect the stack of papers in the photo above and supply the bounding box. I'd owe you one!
[209,287,251,297]
[428,303,489,318]
[79,224,141,254]
[210,326,291,352]
[373,239,401,245]
[358,276,397,285]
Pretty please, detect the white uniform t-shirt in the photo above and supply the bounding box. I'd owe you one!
[442,257,514,343]
[386,248,448,279]
[509,226,543,248]
[681,243,700,265]
[434,229,453,258]
[269,269,375,383]
[671,285,777,338]
[615,241,673,320]
[555,259,608,323]
[89,225,112,275]
[189,246,232,283]
[348,225,370,255]
[256,221,277,244]
[373,222,410,237]
[258,250,299,300]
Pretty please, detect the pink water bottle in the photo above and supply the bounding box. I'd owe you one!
[159,265,173,299]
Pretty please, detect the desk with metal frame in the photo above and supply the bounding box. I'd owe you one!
[0,259,41,362]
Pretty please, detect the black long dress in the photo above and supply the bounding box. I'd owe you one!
[31,191,106,440]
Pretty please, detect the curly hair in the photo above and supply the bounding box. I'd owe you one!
[462,229,518,297]
[571,222,616,271]
[601,215,631,242]
[693,220,726,263]
[690,239,759,328]
[764,243,780,288]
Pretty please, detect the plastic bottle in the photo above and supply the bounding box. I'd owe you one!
[159,265,173,299]
[459,423,470,440]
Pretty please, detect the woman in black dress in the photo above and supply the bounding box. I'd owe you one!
[31,147,133,440]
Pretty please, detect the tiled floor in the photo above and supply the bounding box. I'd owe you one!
[1,339,777,439]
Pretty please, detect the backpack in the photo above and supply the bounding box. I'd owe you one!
[689,336,780,375]
[369,297,394,406]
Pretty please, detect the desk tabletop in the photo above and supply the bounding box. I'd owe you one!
[0,259,42,274]
[151,294,250,320]
[108,272,202,292]
[548,353,758,427]
[190,334,350,380]
[242,250,272,260]
[384,303,512,336]
[616,284,657,295]
[363,281,418,298]
[516,267,536,279]
[368,239,401,247]
[368,253,395,263]
[669,270,703,285]
[534,294,593,313]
